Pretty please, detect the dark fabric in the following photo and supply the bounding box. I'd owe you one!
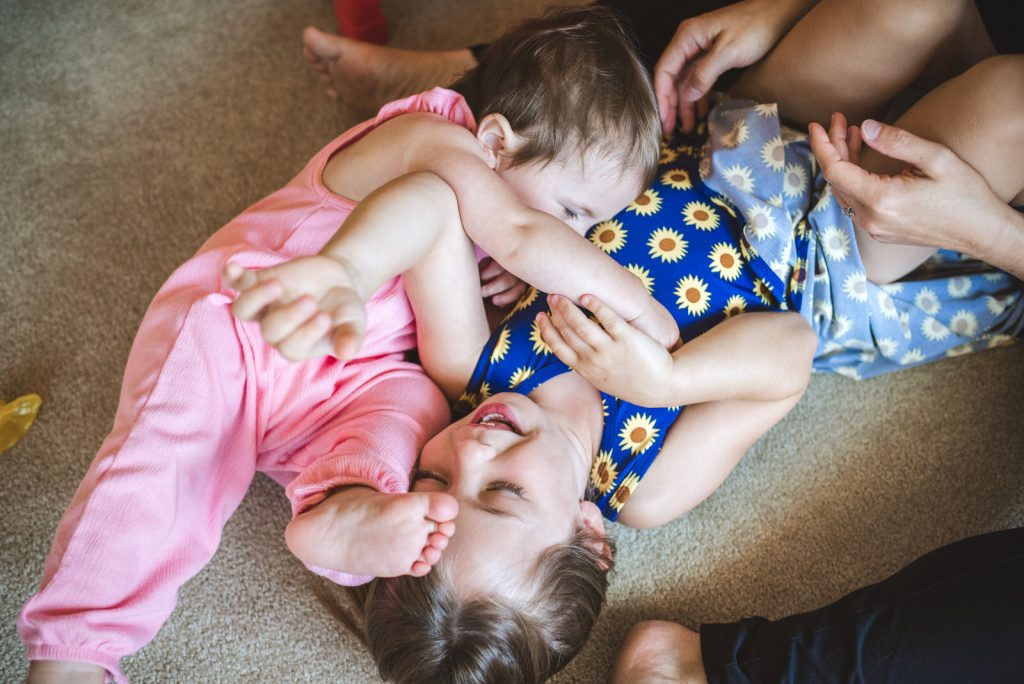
[701,528,1024,683]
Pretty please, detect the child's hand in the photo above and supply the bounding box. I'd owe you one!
[479,257,528,308]
[537,294,676,407]
[222,255,367,362]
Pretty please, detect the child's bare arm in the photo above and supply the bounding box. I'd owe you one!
[402,116,679,348]
[616,391,805,529]
[540,295,816,407]
[226,172,484,368]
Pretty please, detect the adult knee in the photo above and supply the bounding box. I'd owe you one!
[962,56,1024,144]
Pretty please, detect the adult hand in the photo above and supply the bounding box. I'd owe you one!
[654,0,808,135]
[810,116,1023,278]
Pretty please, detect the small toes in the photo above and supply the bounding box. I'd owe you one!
[427,531,450,551]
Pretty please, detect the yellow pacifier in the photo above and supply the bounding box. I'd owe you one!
[0,393,42,453]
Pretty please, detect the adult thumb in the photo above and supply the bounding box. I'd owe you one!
[859,119,948,173]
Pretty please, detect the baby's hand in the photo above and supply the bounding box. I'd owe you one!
[222,255,366,362]
[537,294,676,407]
[479,257,528,308]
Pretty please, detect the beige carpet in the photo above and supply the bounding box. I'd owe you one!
[2,1,1022,681]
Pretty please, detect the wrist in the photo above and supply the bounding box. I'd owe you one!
[318,250,373,301]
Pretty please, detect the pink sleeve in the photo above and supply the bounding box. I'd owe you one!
[285,368,450,585]
[18,290,260,684]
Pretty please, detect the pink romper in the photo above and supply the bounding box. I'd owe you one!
[18,87,475,683]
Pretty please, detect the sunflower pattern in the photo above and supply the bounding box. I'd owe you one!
[701,98,1022,377]
[457,127,770,520]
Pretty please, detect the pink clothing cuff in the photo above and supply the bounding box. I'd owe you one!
[27,644,125,684]
[286,453,412,586]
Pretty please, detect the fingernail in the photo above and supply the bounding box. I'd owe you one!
[861,120,880,141]
[683,86,702,102]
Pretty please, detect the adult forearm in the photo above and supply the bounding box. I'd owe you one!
[960,201,1024,280]
[665,312,815,405]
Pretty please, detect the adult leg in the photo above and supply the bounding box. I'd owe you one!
[848,54,1024,281]
[730,0,995,128]
[614,527,1024,683]
[303,1,740,114]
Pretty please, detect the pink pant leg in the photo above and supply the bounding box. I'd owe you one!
[18,290,263,683]
[333,0,388,43]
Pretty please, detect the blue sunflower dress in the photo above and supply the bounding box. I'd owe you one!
[700,99,1024,378]
[458,129,783,520]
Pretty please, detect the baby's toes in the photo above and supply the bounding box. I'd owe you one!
[426,531,450,552]
[424,492,459,525]
[418,545,443,567]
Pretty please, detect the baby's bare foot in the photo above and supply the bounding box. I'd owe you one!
[302,26,477,115]
[298,487,458,578]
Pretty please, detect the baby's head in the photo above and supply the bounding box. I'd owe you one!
[364,529,613,683]
[453,4,661,233]
[363,392,614,681]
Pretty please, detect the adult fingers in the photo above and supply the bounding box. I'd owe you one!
[681,39,739,103]
[828,112,850,162]
[858,119,951,174]
[848,124,863,167]
[655,20,710,134]
[809,122,875,203]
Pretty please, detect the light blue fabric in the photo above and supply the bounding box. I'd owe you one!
[701,99,1023,378]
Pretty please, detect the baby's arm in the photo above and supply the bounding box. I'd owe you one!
[403,116,679,349]
[540,294,816,408]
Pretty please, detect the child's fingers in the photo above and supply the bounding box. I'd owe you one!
[259,296,318,345]
[478,257,504,281]
[491,281,528,308]
[580,295,628,339]
[548,295,607,350]
[230,279,284,320]
[276,313,331,362]
[481,270,520,298]
[221,262,257,291]
[536,312,580,368]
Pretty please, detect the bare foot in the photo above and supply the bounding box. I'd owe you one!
[302,26,477,115]
[287,487,459,578]
[612,621,707,684]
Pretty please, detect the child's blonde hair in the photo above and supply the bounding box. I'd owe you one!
[362,527,613,683]
[452,4,661,188]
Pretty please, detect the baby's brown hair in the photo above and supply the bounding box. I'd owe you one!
[361,526,613,683]
[452,4,661,188]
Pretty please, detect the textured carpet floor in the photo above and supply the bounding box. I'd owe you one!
[2,1,1022,682]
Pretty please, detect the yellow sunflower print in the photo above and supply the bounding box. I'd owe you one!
[508,366,535,389]
[708,242,743,281]
[675,275,711,316]
[682,201,720,231]
[608,473,642,513]
[529,318,552,355]
[626,264,655,294]
[618,414,659,454]
[709,195,738,218]
[490,327,511,363]
[589,219,627,253]
[789,258,808,294]
[627,189,662,216]
[661,168,692,190]
[752,277,775,305]
[659,142,678,164]
[590,450,618,495]
[723,294,747,317]
[648,227,687,263]
[721,119,749,149]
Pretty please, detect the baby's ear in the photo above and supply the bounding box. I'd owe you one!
[578,500,612,567]
[476,113,525,169]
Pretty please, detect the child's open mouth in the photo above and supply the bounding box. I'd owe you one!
[471,403,522,435]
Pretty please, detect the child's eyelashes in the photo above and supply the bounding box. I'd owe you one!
[563,207,580,222]
[412,469,525,497]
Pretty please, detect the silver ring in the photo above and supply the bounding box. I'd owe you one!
[843,205,856,218]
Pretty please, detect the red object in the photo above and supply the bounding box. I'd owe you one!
[333,0,388,44]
